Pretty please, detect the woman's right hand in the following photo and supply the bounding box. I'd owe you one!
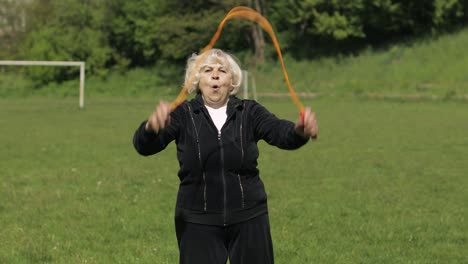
[145,101,171,133]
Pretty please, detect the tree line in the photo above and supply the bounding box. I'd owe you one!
[1,0,467,84]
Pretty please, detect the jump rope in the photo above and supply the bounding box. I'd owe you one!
[170,6,308,123]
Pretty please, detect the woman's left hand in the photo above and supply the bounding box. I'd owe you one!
[295,107,318,140]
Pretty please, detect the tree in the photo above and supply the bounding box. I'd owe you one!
[0,0,30,59]
[110,0,250,65]
[20,0,113,83]
[9,0,468,85]
[267,0,368,57]
[248,0,266,64]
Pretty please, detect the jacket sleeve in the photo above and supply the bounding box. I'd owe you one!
[132,105,183,156]
[251,101,309,150]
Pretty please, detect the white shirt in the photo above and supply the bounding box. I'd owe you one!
[205,104,227,133]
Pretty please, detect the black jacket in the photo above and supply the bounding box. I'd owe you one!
[133,94,309,226]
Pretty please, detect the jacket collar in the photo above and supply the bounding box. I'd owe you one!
[192,93,243,115]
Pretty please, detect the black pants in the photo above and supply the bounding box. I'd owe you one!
[175,214,274,264]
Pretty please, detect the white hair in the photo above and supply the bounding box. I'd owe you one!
[184,49,243,95]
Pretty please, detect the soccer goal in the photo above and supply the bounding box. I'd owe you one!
[0,60,86,109]
[241,70,257,100]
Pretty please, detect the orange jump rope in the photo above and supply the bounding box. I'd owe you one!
[170,6,306,121]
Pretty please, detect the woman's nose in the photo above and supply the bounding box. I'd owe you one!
[211,73,219,80]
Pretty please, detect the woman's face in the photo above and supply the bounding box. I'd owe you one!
[198,60,233,108]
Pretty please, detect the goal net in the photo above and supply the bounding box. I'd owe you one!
[0,60,86,109]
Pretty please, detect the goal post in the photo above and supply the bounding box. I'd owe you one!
[0,60,86,109]
[241,70,257,101]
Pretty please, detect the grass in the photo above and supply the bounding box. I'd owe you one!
[1,25,468,264]
[254,27,468,99]
[0,96,467,263]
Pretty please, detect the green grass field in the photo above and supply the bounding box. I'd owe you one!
[0,96,466,263]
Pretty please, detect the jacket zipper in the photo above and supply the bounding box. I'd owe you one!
[240,103,245,165]
[238,102,245,208]
[238,174,245,209]
[187,104,207,211]
[218,132,227,226]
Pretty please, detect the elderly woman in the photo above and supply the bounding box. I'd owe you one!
[133,48,318,264]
